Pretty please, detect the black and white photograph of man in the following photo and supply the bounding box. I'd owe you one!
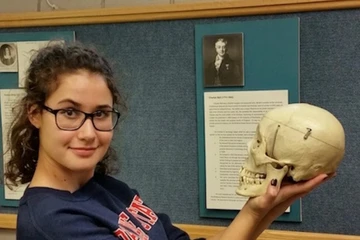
[203,34,244,87]
[0,43,18,72]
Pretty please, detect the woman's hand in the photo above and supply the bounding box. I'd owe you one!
[244,173,334,240]
[209,173,334,240]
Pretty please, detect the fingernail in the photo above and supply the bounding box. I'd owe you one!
[271,179,277,186]
[324,173,336,181]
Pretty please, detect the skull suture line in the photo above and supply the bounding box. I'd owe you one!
[236,103,345,197]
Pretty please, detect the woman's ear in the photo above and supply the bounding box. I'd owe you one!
[28,105,41,129]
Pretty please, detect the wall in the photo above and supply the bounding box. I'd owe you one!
[1,0,360,239]
[0,229,14,240]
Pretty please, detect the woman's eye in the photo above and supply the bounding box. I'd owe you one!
[59,109,77,117]
[94,111,110,118]
[66,110,74,116]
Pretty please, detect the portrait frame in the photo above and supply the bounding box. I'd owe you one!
[202,33,244,88]
[0,43,18,72]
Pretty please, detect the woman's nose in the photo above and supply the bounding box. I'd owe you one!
[78,118,96,139]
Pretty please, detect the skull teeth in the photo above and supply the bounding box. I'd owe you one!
[240,167,266,185]
[240,176,265,185]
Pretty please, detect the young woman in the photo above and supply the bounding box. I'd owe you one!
[5,43,331,240]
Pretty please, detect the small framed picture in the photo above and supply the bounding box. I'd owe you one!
[0,43,18,72]
[203,34,244,87]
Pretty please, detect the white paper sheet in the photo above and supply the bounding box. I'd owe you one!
[17,41,50,87]
[1,89,28,200]
[17,40,64,87]
[204,90,288,210]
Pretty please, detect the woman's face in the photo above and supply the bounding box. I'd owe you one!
[32,70,114,175]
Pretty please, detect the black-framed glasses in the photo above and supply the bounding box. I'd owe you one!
[42,105,120,131]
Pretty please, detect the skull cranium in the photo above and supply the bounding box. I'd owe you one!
[236,103,345,197]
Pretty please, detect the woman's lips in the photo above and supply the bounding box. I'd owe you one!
[70,147,96,157]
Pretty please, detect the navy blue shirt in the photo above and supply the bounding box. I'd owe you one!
[17,174,191,240]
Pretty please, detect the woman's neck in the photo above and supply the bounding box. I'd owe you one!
[30,156,94,193]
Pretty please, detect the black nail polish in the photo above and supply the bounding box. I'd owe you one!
[271,179,277,186]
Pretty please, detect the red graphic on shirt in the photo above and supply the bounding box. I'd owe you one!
[114,212,149,240]
[127,195,158,231]
[113,195,158,240]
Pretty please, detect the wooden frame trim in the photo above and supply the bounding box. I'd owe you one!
[0,214,16,229]
[174,224,360,239]
[0,0,360,28]
[1,216,360,240]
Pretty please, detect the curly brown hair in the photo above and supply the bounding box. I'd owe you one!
[4,42,126,188]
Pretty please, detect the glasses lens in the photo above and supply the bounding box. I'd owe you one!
[92,111,119,131]
[56,109,85,130]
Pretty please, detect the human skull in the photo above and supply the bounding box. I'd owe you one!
[236,103,345,197]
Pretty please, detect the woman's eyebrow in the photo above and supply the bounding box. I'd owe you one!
[57,99,81,107]
[96,105,113,109]
[56,100,112,109]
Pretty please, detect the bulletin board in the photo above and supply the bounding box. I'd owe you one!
[0,4,359,236]
[195,17,301,222]
[0,31,75,207]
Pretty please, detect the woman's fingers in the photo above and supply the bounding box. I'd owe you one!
[244,173,333,224]
[246,178,281,215]
[275,173,329,204]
